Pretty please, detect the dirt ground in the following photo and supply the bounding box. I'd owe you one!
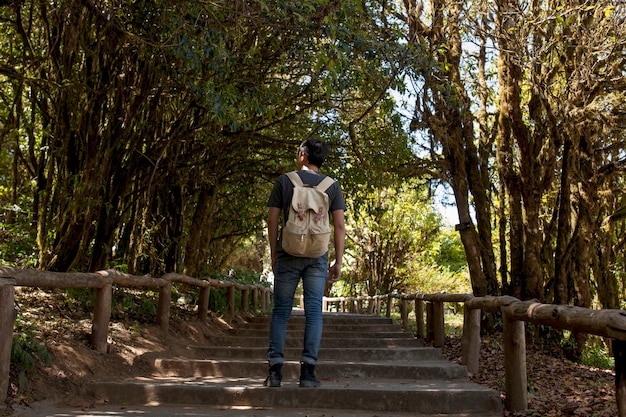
[2,287,246,416]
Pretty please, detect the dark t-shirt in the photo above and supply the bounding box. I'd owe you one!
[268,170,346,256]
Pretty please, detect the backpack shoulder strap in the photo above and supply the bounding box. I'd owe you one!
[316,176,335,192]
[286,171,304,187]
[286,171,334,191]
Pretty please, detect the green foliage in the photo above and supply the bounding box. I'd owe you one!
[423,227,468,274]
[206,268,269,313]
[0,220,39,268]
[108,288,159,322]
[11,332,50,372]
[407,265,472,296]
[225,268,269,286]
[579,337,614,370]
[0,0,620,366]
[62,288,95,315]
[62,287,158,322]
[383,303,465,338]
[407,226,471,295]
[341,179,470,297]
[57,267,267,322]
[207,287,233,313]
[11,325,52,393]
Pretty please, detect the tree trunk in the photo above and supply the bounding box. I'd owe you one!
[553,140,572,304]
[495,14,525,298]
[183,185,217,278]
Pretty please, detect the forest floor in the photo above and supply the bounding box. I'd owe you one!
[0,288,618,417]
[442,336,616,416]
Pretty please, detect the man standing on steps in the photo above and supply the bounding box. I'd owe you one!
[265,137,346,388]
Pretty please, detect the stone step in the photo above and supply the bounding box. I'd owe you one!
[153,358,469,380]
[242,321,403,333]
[242,313,415,335]
[227,328,414,338]
[206,334,422,348]
[24,403,503,417]
[192,345,439,361]
[246,313,394,325]
[86,377,502,415]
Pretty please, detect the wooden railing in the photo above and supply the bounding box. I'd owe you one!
[317,292,626,416]
[0,267,272,400]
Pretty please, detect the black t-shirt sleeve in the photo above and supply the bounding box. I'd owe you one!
[267,175,285,209]
[328,182,346,213]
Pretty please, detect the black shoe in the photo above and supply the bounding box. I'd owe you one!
[264,363,282,387]
[299,362,321,388]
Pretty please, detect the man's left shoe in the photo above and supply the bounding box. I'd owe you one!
[264,363,282,387]
[299,362,321,388]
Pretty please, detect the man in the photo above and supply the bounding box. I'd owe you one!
[265,138,346,388]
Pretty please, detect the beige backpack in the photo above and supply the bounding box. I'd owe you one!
[281,171,335,257]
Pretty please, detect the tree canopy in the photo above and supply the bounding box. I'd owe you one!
[1,0,626,349]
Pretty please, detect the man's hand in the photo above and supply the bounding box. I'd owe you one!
[327,262,342,284]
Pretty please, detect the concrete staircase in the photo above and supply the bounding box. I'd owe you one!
[86,311,503,416]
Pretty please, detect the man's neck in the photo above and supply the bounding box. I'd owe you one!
[301,164,319,173]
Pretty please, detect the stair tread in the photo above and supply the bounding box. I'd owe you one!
[23,403,502,417]
[94,376,497,392]
[157,358,457,365]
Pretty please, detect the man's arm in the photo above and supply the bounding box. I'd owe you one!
[268,207,281,272]
[327,209,345,283]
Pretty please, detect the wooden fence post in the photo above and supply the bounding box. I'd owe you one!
[0,278,16,402]
[264,290,270,311]
[433,300,445,347]
[227,285,235,316]
[462,306,481,375]
[614,339,626,417]
[91,282,112,353]
[503,309,527,412]
[241,288,249,313]
[400,298,408,330]
[198,286,210,321]
[386,295,393,318]
[415,299,425,339]
[260,290,266,311]
[251,288,258,312]
[157,280,171,332]
[426,302,434,342]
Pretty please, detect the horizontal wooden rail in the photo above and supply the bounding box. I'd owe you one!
[0,266,272,402]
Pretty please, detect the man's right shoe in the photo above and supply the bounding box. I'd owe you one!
[263,363,282,387]
[299,362,321,388]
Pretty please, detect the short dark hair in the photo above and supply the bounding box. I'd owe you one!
[300,138,330,167]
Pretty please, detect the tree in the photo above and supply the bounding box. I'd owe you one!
[494,0,626,310]
[400,0,499,298]
[343,179,442,296]
[0,0,415,276]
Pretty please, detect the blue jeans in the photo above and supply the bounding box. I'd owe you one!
[268,253,328,366]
